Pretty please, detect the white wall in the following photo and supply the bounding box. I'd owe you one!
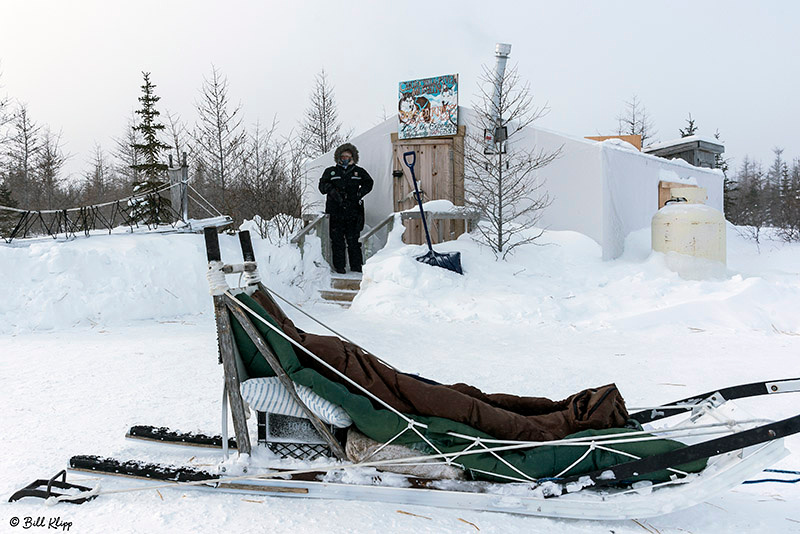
[600,144,724,259]
[302,109,724,260]
[519,128,605,249]
[303,117,397,229]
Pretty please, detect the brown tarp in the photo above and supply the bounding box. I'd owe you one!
[252,291,630,442]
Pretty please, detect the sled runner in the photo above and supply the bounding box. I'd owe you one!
[10,229,800,521]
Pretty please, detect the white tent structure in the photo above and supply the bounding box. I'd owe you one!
[302,108,724,260]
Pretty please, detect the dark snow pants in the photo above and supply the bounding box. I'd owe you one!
[330,214,363,271]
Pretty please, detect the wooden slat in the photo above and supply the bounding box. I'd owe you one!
[223,294,348,460]
[452,127,466,236]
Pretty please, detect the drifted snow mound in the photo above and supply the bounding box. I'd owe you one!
[0,230,329,334]
[353,223,800,335]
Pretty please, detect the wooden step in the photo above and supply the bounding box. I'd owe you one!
[319,289,359,303]
[331,277,362,291]
[320,272,362,306]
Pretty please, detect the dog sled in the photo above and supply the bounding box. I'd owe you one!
[10,229,800,521]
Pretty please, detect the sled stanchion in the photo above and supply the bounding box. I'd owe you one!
[204,227,252,456]
[238,230,261,286]
[223,294,348,461]
[239,230,256,262]
[204,227,221,262]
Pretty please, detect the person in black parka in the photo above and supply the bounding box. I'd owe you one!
[318,143,374,273]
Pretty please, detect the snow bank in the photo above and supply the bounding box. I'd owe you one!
[4,221,799,341]
[354,223,800,337]
[0,229,329,334]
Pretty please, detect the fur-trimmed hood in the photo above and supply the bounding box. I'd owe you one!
[334,143,359,164]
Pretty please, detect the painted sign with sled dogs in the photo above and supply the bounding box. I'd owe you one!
[398,74,458,139]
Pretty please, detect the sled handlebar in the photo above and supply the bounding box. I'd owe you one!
[204,227,221,262]
[239,231,256,262]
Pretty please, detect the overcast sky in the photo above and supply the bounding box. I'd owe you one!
[1,0,798,181]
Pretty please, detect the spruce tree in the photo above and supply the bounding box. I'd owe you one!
[0,179,18,238]
[130,72,172,225]
[713,130,736,219]
[679,113,698,137]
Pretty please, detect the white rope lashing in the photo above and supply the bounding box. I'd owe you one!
[47,282,753,503]
[206,262,228,296]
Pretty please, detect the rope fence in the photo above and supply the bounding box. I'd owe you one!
[0,180,229,243]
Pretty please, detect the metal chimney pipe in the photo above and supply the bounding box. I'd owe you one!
[485,43,512,153]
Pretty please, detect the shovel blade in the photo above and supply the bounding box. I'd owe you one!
[415,250,463,275]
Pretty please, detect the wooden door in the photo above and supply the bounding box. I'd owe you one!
[391,127,465,245]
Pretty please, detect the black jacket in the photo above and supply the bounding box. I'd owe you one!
[318,163,374,220]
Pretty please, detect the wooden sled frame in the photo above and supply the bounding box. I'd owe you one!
[203,227,347,460]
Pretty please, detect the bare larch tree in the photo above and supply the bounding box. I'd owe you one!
[5,102,41,207]
[464,63,560,259]
[165,110,192,168]
[113,113,143,189]
[193,65,245,214]
[300,68,345,159]
[238,119,304,240]
[83,143,121,205]
[35,127,70,209]
[616,95,657,147]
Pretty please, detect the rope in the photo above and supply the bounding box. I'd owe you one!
[0,182,180,214]
[46,280,785,503]
[187,194,217,217]
[242,269,261,287]
[261,284,398,371]
[50,416,767,503]
[223,290,767,453]
[206,262,228,296]
[187,184,223,217]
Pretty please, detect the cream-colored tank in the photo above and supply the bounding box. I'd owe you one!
[651,190,726,264]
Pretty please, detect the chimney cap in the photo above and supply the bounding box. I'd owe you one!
[495,43,512,57]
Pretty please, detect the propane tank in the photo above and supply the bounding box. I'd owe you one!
[651,188,726,276]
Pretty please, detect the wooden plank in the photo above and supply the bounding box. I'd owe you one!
[218,482,309,494]
[401,212,480,221]
[213,295,252,456]
[390,132,458,145]
[658,180,701,209]
[585,134,642,150]
[452,127,466,237]
[223,294,348,461]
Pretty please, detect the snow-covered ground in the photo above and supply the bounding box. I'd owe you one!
[2,223,799,533]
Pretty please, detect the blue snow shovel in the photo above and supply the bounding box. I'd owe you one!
[403,151,464,275]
